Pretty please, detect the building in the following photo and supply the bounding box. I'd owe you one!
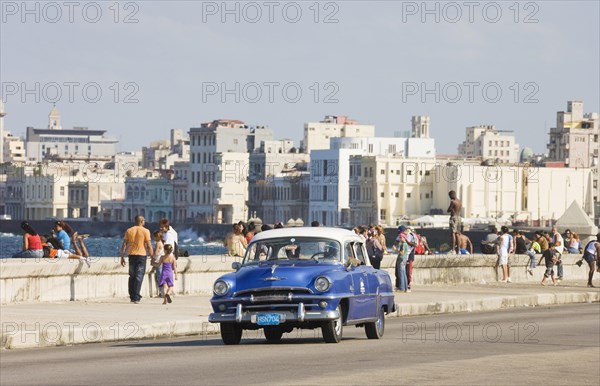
[172,161,189,223]
[248,139,310,224]
[458,125,519,164]
[187,119,273,223]
[546,101,599,217]
[348,157,439,226]
[25,106,119,162]
[0,99,5,164]
[2,132,26,164]
[308,117,437,226]
[302,115,375,153]
[67,179,125,220]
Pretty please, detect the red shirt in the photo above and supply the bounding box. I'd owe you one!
[27,234,43,250]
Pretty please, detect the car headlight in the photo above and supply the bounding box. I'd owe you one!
[213,280,230,296]
[315,276,332,292]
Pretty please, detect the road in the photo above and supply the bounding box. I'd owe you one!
[1,304,598,385]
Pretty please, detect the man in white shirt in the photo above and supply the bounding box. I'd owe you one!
[551,226,564,280]
[159,219,179,258]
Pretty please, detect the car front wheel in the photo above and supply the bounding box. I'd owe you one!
[220,323,242,345]
[322,304,343,343]
[365,306,385,339]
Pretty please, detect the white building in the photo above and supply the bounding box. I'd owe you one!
[188,119,273,223]
[458,125,519,164]
[248,139,310,224]
[302,115,375,153]
[546,101,599,214]
[0,99,5,164]
[25,107,119,162]
[349,157,439,226]
[2,132,26,164]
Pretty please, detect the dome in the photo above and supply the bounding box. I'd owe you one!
[520,147,534,162]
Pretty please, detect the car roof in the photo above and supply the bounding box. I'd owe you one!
[251,227,362,244]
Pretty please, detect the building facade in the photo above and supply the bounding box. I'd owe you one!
[458,125,519,164]
[302,115,375,153]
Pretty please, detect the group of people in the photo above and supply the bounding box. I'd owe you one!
[12,221,91,267]
[119,217,179,305]
[480,225,600,287]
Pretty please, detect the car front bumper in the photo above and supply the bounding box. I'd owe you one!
[209,302,339,324]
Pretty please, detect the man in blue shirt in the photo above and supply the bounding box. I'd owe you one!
[55,222,71,250]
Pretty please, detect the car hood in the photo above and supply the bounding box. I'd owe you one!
[233,260,340,293]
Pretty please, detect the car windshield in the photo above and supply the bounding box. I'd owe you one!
[242,237,342,265]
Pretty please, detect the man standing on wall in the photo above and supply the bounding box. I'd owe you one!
[447,190,462,254]
[120,216,154,304]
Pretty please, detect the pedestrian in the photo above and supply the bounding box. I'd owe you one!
[226,223,247,257]
[395,226,409,292]
[550,226,564,281]
[120,216,154,304]
[456,232,473,254]
[245,222,256,243]
[405,227,418,292]
[54,220,89,257]
[366,229,384,269]
[152,230,164,298]
[54,221,72,251]
[580,233,600,288]
[497,226,510,283]
[375,225,387,255]
[538,248,560,286]
[12,221,44,259]
[40,235,91,267]
[535,231,549,252]
[447,190,462,254]
[311,220,320,227]
[480,226,499,254]
[151,244,177,304]
[564,229,580,254]
[514,230,536,276]
[159,219,178,259]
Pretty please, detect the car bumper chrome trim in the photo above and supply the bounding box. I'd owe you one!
[209,302,339,324]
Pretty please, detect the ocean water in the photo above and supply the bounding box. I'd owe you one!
[0,230,226,258]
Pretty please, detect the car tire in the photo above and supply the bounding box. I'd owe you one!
[365,306,385,339]
[220,323,242,345]
[263,326,284,343]
[322,305,343,343]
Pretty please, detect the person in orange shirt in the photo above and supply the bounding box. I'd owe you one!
[120,216,154,304]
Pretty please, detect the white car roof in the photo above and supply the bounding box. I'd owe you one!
[251,227,362,244]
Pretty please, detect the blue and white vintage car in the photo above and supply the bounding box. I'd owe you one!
[209,227,396,344]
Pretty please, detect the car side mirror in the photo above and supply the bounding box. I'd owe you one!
[232,262,241,271]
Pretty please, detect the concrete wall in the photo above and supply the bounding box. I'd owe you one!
[0,253,592,304]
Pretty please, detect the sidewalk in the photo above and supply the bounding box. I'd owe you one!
[1,281,598,349]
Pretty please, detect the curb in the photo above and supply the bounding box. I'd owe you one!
[2,292,598,349]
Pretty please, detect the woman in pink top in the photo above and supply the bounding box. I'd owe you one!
[12,222,44,259]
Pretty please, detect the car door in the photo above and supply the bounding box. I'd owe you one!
[346,241,377,321]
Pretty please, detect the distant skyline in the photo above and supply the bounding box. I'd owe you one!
[1,1,598,154]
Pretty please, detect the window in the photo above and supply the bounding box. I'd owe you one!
[380,192,384,198]
[407,170,412,175]
[60,186,65,196]
[380,209,386,221]
[425,193,430,198]
[233,139,238,145]
[395,192,399,197]
[407,193,411,198]
[381,169,385,175]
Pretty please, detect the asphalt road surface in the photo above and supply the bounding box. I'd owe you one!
[1,304,599,385]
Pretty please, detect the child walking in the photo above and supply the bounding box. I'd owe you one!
[152,231,164,298]
[538,248,559,286]
[151,244,177,304]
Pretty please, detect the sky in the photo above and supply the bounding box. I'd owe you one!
[1,0,599,155]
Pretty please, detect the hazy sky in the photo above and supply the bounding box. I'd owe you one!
[1,0,598,154]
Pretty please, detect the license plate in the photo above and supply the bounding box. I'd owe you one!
[256,313,281,325]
